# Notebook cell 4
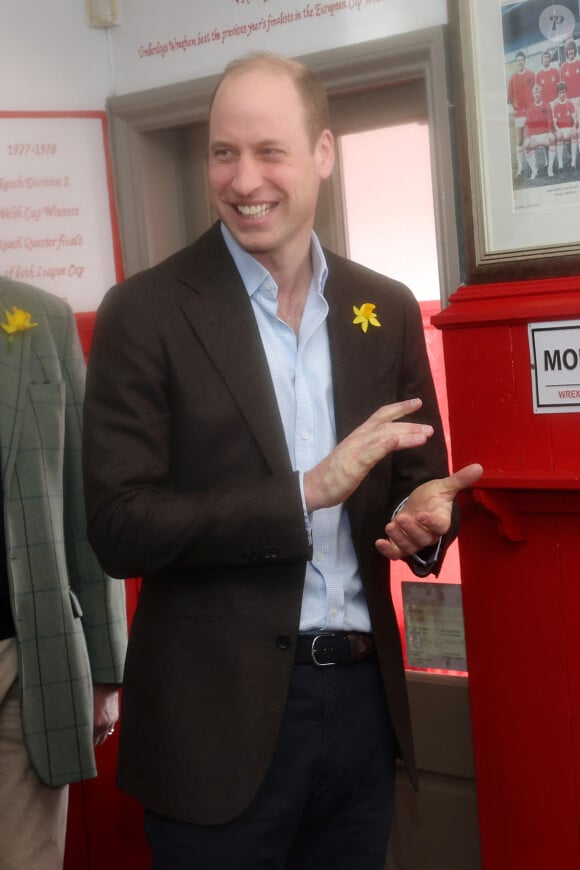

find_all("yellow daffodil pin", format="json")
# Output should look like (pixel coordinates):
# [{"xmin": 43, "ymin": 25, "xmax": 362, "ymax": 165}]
[
  {"xmin": 1, "ymin": 307, "xmax": 38, "ymax": 344},
  {"xmin": 353, "ymin": 302, "xmax": 381, "ymax": 333}
]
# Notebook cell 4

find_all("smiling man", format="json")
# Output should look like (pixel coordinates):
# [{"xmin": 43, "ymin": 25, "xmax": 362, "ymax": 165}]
[{"xmin": 83, "ymin": 53, "xmax": 482, "ymax": 870}]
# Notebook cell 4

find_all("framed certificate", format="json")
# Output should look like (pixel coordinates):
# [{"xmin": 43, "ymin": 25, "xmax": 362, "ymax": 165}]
[{"xmin": 0, "ymin": 111, "xmax": 122, "ymax": 310}]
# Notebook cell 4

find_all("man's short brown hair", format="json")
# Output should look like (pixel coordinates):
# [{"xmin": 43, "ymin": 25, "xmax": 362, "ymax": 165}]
[{"xmin": 210, "ymin": 53, "xmax": 330, "ymax": 148}]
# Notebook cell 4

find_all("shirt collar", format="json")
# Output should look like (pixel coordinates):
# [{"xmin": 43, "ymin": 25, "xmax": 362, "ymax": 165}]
[{"xmin": 220, "ymin": 223, "xmax": 328, "ymax": 300}]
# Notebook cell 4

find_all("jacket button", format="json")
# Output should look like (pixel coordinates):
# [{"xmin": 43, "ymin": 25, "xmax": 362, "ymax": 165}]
[
  {"xmin": 276, "ymin": 635, "xmax": 291, "ymax": 650},
  {"xmin": 262, "ymin": 547, "xmax": 281, "ymax": 560}
]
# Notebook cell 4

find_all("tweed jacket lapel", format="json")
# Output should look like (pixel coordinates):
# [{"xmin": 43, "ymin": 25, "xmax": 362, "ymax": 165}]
[
  {"xmin": 178, "ymin": 227, "xmax": 293, "ymax": 476},
  {"xmin": 0, "ymin": 291, "xmax": 31, "ymax": 485}
]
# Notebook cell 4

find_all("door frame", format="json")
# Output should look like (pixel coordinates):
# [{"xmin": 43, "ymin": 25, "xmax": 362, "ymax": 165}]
[{"xmin": 107, "ymin": 26, "xmax": 460, "ymax": 303}]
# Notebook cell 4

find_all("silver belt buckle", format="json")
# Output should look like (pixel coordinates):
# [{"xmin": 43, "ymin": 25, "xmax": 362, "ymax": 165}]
[{"xmin": 311, "ymin": 633, "xmax": 337, "ymax": 667}]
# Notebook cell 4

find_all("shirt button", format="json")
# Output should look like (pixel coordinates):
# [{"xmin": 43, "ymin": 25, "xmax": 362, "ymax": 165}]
[
  {"xmin": 300, "ymin": 430, "xmax": 310, "ymax": 440},
  {"xmin": 330, "ymin": 608, "xmax": 337, "ymax": 618}
]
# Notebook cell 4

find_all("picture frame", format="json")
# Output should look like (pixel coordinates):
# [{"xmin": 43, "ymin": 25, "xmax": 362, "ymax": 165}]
[{"xmin": 448, "ymin": 0, "xmax": 580, "ymax": 283}]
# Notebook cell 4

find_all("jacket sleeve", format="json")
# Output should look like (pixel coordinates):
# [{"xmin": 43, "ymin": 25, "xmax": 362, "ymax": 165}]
[
  {"xmin": 82, "ymin": 277, "xmax": 311, "ymax": 580},
  {"xmin": 387, "ymin": 285, "xmax": 459, "ymax": 576},
  {"xmin": 59, "ymin": 299, "xmax": 127, "ymax": 683}
]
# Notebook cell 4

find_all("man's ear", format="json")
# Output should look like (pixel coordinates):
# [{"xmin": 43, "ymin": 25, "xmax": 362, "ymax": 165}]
[{"xmin": 316, "ymin": 129, "xmax": 335, "ymax": 179}]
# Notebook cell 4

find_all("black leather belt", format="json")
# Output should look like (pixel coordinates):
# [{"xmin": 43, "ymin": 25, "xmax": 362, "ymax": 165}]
[{"xmin": 295, "ymin": 632, "xmax": 375, "ymax": 667}]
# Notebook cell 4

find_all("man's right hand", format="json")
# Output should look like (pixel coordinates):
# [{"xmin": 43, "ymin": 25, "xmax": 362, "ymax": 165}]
[{"xmin": 303, "ymin": 398, "xmax": 433, "ymax": 513}]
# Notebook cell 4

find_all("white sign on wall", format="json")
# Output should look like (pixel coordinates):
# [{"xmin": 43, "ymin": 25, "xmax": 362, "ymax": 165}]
[
  {"xmin": 110, "ymin": 0, "xmax": 447, "ymax": 95},
  {"xmin": 0, "ymin": 113, "xmax": 122, "ymax": 312},
  {"xmin": 528, "ymin": 319, "xmax": 580, "ymax": 414}
]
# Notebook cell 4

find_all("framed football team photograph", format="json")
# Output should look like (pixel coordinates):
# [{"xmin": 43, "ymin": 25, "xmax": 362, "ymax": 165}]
[{"xmin": 449, "ymin": 0, "xmax": 580, "ymax": 283}]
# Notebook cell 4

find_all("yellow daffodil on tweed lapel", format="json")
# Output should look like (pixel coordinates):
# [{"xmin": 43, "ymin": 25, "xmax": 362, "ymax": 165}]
[
  {"xmin": 1, "ymin": 306, "xmax": 38, "ymax": 344},
  {"xmin": 353, "ymin": 302, "xmax": 381, "ymax": 333}
]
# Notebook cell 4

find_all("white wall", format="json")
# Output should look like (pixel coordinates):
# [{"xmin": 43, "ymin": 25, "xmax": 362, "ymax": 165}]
[
  {"xmin": 109, "ymin": 0, "xmax": 447, "ymax": 95},
  {"xmin": 2, "ymin": 0, "xmax": 447, "ymax": 110},
  {"xmin": 2, "ymin": 0, "xmax": 112, "ymax": 111}
]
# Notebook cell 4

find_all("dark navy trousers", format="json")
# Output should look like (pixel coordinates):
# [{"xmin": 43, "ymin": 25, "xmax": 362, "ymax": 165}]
[{"xmin": 145, "ymin": 654, "xmax": 397, "ymax": 870}]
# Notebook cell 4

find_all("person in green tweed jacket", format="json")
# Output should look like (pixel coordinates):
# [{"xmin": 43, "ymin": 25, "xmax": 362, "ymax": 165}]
[{"xmin": 0, "ymin": 277, "xmax": 127, "ymax": 870}]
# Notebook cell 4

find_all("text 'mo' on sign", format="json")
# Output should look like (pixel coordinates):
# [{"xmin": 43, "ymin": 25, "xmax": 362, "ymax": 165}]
[{"xmin": 528, "ymin": 320, "xmax": 580, "ymax": 414}]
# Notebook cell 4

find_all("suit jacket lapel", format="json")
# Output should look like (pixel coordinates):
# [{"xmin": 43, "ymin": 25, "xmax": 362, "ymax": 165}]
[
  {"xmin": 325, "ymin": 266, "xmax": 388, "ymax": 442},
  {"xmin": 324, "ymin": 260, "xmax": 397, "ymax": 556},
  {"xmin": 178, "ymin": 231, "xmax": 292, "ymax": 475},
  {"xmin": 0, "ymin": 292, "xmax": 31, "ymax": 483},
  {"xmin": 175, "ymin": 229, "xmax": 394, "ymax": 481}
]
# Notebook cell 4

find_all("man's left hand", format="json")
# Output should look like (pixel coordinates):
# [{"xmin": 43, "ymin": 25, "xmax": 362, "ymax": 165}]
[
  {"xmin": 375, "ymin": 462, "xmax": 483, "ymax": 561},
  {"xmin": 93, "ymin": 684, "xmax": 120, "ymax": 746}
]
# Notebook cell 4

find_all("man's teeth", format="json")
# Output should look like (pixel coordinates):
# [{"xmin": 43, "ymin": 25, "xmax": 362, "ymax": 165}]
[{"xmin": 237, "ymin": 204, "xmax": 274, "ymax": 218}]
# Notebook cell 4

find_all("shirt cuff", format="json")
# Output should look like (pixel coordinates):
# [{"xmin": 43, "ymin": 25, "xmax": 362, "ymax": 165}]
[{"xmin": 299, "ymin": 472, "xmax": 313, "ymax": 544}]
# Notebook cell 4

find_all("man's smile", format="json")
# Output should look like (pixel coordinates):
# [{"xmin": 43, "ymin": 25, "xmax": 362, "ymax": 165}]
[{"xmin": 235, "ymin": 202, "xmax": 277, "ymax": 218}]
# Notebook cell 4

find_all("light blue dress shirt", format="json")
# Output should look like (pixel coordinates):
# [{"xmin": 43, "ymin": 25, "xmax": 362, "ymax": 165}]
[{"xmin": 221, "ymin": 224, "xmax": 372, "ymax": 633}]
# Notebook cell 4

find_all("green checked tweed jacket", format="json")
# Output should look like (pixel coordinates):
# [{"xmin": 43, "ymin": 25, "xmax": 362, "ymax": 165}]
[{"xmin": 0, "ymin": 277, "xmax": 127, "ymax": 786}]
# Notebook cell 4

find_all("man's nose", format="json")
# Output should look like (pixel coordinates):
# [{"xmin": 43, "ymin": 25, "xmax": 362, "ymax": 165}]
[{"xmin": 231, "ymin": 154, "xmax": 262, "ymax": 196}]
